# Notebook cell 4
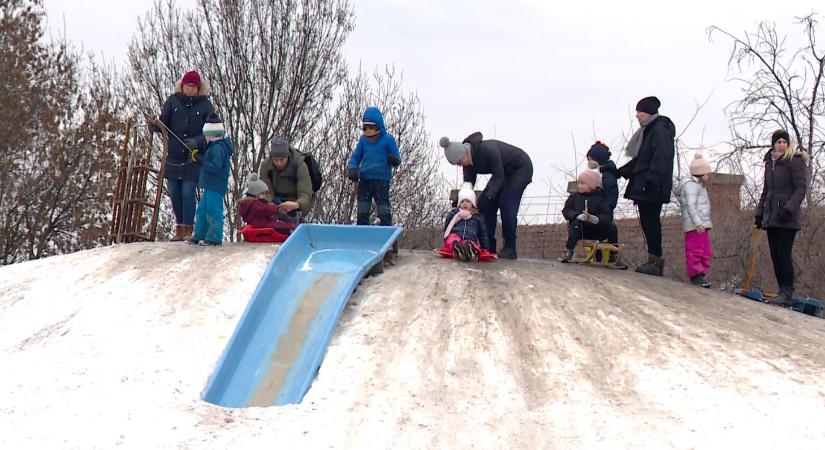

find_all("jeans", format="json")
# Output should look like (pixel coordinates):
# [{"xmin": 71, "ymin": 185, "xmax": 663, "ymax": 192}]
[
  {"xmin": 192, "ymin": 189, "xmax": 224, "ymax": 244},
  {"xmin": 357, "ymin": 180, "xmax": 392, "ymax": 226},
  {"xmin": 481, "ymin": 183, "xmax": 528, "ymax": 252},
  {"xmin": 167, "ymin": 178, "xmax": 197, "ymax": 225}
]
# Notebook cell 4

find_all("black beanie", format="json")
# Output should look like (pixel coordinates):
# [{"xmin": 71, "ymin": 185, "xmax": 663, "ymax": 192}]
[
  {"xmin": 771, "ymin": 129, "xmax": 790, "ymax": 147},
  {"xmin": 636, "ymin": 96, "xmax": 661, "ymax": 115},
  {"xmin": 586, "ymin": 141, "xmax": 611, "ymax": 164}
]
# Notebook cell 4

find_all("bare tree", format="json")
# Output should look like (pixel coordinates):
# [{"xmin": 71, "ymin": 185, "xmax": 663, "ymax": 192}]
[
  {"xmin": 0, "ymin": 0, "xmax": 123, "ymax": 264},
  {"xmin": 708, "ymin": 14, "xmax": 825, "ymax": 208},
  {"xmin": 307, "ymin": 65, "xmax": 447, "ymax": 231}
]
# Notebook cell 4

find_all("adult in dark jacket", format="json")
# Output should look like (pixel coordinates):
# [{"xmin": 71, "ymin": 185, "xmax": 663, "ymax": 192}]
[
  {"xmin": 617, "ymin": 96, "xmax": 675, "ymax": 276},
  {"xmin": 258, "ymin": 136, "xmax": 314, "ymax": 219},
  {"xmin": 150, "ymin": 70, "xmax": 215, "ymax": 241},
  {"xmin": 755, "ymin": 129, "xmax": 808, "ymax": 306},
  {"xmin": 559, "ymin": 169, "xmax": 623, "ymax": 268},
  {"xmin": 440, "ymin": 132, "xmax": 533, "ymax": 259}
]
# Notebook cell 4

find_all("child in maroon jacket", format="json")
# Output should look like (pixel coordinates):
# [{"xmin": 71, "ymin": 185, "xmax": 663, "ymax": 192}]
[{"xmin": 238, "ymin": 173, "xmax": 298, "ymax": 234}]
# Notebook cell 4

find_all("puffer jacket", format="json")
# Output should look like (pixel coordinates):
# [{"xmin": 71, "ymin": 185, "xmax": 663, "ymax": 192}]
[
  {"xmin": 598, "ymin": 160, "xmax": 620, "ymax": 210},
  {"xmin": 443, "ymin": 208, "xmax": 491, "ymax": 251},
  {"xmin": 562, "ymin": 188, "xmax": 613, "ymax": 225},
  {"xmin": 462, "ymin": 132, "xmax": 533, "ymax": 206},
  {"xmin": 198, "ymin": 138, "xmax": 233, "ymax": 194},
  {"xmin": 675, "ymin": 175, "xmax": 712, "ymax": 232},
  {"xmin": 347, "ymin": 107, "xmax": 401, "ymax": 181},
  {"xmin": 618, "ymin": 115, "xmax": 676, "ymax": 204},
  {"xmin": 756, "ymin": 151, "xmax": 807, "ymax": 230},
  {"xmin": 238, "ymin": 197, "xmax": 298, "ymax": 234},
  {"xmin": 258, "ymin": 147, "xmax": 314, "ymax": 212},
  {"xmin": 156, "ymin": 77, "xmax": 215, "ymax": 181}
]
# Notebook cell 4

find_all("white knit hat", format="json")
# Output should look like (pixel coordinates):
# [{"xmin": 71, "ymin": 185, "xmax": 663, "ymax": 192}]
[{"xmin": 457, "ymin": 182, "xmax": 476, "ymax": 207}]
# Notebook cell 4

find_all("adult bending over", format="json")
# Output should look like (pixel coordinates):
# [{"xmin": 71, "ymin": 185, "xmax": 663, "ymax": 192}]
[{"xmin": 440, "ymin": 132, "xmax": 533, "ymax": 259}]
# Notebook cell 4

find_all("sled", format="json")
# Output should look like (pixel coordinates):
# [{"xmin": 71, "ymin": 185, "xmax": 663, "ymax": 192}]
[
  {"xmin": 433, "ymin": 245, "xmax": 498, "ymax": 262},
  {"xmin": 238, "ymin": 224, "xmax": 290, "ymax": 243},
  {"xmin": 734, "ymin": 287, "xmax": 823, "ymax": 318},
  {"xmin": 567, "ymin": 239, "xmax": 626, "ymax": 269}
]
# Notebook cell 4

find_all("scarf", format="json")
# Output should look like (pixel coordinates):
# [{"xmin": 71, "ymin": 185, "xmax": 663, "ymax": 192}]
[
  {"xmin": 444, "ymin": 209, "xmax": 473, "ymax": 239},
  {"xmin": 624, "ymin": 114, "xmax": 659, "ymax": 158}
]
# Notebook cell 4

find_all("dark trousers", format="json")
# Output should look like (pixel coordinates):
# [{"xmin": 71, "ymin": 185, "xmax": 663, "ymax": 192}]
[
  {"xmin": 637, "ymin": 202, "xmax": 663, "ymax": 257},
  {"xmin": 357, "ymin": 180, "xmax": 392, "ymax": 226},
  {"xmin": 766, "ymin": 228, "xmax": 797, "ymax": 294},
  {"xmin": 167, "ymin": 178, "xmax": 197, "ymax": 225},
  {"xmin": 566, "ymin": 220, "xmax": 619, "ymax": 250},
  {"xmin": 482, "ymin": 183, "xmax": 528, "ymax": 252}
]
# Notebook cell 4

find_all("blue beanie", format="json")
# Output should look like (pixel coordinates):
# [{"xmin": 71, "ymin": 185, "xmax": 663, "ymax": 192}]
[{"xmin": 586, "ymin": 141, "xmax": 611, "ymax": 165}]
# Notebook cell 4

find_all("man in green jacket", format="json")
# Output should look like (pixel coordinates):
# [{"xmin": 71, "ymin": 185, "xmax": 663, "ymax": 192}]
[{"xmin": 258, "ymin": 136, "xmax": 314, "ymax": 219}]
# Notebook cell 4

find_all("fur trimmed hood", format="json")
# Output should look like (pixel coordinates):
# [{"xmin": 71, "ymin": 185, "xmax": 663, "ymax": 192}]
[{"xmin": 175, "ymin": 76, "xmax": 211, "ymax": 97}]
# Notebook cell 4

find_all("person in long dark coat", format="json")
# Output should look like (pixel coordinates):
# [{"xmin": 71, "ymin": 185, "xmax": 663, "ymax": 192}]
[
  {"xmin": 440, "ymin": 132, "xmax": 533, "ymax": 259},
  {"xmin": 618, "ymin": 96, "xmax": 675, "ymax": 276},
  {"xmin": 150, "ymin": 70, "xmax": 215, "ymax": 241},
  {"xmin": 755, "ymin": 129, "xmax": 808, "ymax": 306}
]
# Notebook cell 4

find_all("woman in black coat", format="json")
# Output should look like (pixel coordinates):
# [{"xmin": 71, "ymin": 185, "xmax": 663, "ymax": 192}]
[
  {"xmin": 151, "ymin": 70, "xmax": 215, "ymax": 241},
  {"xmin": 618, "ymin": 96, "xmax": 675, "ymax": 276},
  {"xmin": 755, "ymin": 129, "xmax": 808, "ymax": 305},
  {"xmin": 440, "ymin": 132, "xmax": 533, "ymax": 259}
]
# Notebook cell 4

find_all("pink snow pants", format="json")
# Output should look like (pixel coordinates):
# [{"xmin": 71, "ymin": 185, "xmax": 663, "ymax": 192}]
[{"xmin": 684, "ymin": 229, "xmax": 713, "ymax": 278}]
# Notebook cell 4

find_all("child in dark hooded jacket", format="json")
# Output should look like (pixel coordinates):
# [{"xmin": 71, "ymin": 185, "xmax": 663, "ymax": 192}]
[
  {"xmin": 586, "ymin": 141, "xmax": 620, "ymax": 211},
  {"xmin": 443, "ymin": 183, "xmax": 490, "ymax": 262},
  {"xmin": 560, "ymin": 167, "xmax": 624, "ymax": 267},
  {"xmin": 237, "ymin": 173, "xmax": 298, "ymax": 235}
]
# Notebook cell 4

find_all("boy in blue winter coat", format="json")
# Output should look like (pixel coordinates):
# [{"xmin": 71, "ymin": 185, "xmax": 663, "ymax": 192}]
[
  {"xmin": 189, "ymin": 113, "xmax": 234, "ymax": 246},
  {"xmin": 347, "ymin": 107, "xmax": 401, "ymax": 226}
]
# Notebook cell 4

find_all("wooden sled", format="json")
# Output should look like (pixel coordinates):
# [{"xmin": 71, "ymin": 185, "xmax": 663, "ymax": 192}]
[{"xmin": 570, "ymin": 239, "xmax": 626, "ymax": 269}]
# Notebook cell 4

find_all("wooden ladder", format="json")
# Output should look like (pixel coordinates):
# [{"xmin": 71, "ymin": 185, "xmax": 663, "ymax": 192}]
[{"xmin": 108, "ymin": 119, "xmax": 169, "ymax": 244}]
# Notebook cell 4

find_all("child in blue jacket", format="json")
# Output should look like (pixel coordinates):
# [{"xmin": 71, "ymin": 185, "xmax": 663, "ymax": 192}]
[
  {"xmin": 189, "ymin": 113, "xmax": 233, "ymax": 245},
  {"xmin": 347, "ymin": 107, "xmax": 401, "ymax": 226}
]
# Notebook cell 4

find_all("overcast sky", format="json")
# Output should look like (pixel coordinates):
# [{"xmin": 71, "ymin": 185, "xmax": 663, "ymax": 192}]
[{"xmin": 44, "ymin": 0, "xmax": 821, "ymax": 219}]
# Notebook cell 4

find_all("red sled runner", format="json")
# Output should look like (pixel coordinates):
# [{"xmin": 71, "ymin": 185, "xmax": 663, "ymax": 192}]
[
  {"xmin": 433, "ymin": 245, "xmax": 498, "ymax": 262},
  {"xmin": 238, "ymin": 224, "xmax": 290, "ymax": 243}
]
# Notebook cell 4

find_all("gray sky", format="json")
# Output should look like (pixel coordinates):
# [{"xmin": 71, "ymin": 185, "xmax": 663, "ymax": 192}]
[{"xmin": 45, "ymin": 0, "xmax": 821, "ymax": 220}]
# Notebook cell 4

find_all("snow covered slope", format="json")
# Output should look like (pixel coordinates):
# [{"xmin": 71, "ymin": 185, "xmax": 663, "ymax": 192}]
[{"xmin": 1, "ymin": 243, "xmax": 824, "ymax": 449}]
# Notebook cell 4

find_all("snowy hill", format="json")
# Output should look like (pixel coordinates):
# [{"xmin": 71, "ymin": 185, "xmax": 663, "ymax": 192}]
[{"xmin": 1, "ymin": 243, "xmax": 824, "ymax": 449}]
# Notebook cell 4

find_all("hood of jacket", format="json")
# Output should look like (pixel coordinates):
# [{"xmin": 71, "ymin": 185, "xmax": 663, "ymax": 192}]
[
  {"xmin": 362, "ymin": 107, "xmax": 386, "ymax": 133},
  {"xmin": 763, "ymin": 149, "xmax": 807, "ymax": 165},
  {"xmin": 674, "ymin": 174, "xmax": 697, "ymax": 196},
  {"xmin": 175, "ymin": 76, "xmax": 212, "ymax": 97},
  {"xmin": 463, "ymin": 131, "xmax": 484, "ymax": 151},
  {"xmin": 648, "ymin": 115, "xmax": 676, "ymax": 137},
  {"xmin": 599, "ymin": 160, "xmax": 619, "ymax": 176}
]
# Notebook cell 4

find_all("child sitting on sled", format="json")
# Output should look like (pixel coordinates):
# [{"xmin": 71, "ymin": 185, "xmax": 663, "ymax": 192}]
[
  {"xmin": 238, "ymin": 173, "xmax": 299, "ymax": 235},
  {"xmin": 560, "ymin": 165, "xmax": 625, "ymax": 268},
  {"xmin": 443, "ymin": 183, "xmax": 490, "ymax": 262}
]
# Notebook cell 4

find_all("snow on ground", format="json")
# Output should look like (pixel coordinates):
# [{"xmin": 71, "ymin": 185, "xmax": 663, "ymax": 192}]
[{"xmin": 1, "ymin": 242, "xmax": 825, "ymax": 449}]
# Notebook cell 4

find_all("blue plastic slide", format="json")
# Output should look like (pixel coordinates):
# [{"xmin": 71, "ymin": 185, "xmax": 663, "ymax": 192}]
[{"xmin": 202, "ymin": 224, "xmax": 402, "ymax": 407}]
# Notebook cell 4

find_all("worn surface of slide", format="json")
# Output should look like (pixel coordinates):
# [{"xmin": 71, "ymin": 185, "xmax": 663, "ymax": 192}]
[{"xmin": 202, "ymin": 224, "xmax": 402, "ymax": 407}]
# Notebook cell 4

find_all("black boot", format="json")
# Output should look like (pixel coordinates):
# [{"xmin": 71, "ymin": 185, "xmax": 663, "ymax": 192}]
[
  {"xmin": 451, "ymin": 240, "xmax": 467, "ymax": 262},
  {"xmin": 498, "ymin": 245, "xmax": 517, "ymax": 260},
  {"xmin": 464, "ymin": 241, "xmax": 479, "ymax": 262},
  {"xmin": 560, "ymin": 248, "xmax": 574, "ymax": 263},
  {"xmin": 689, "ymin": 275, "xmax": 704, "ymax": 286},
  {"xmin": 700, "ymin": 275, "xmax": 711, "ymax": 288},
  {"xmin": 635, "ymin": 254, "xmax": 664, "ymax": 277}
]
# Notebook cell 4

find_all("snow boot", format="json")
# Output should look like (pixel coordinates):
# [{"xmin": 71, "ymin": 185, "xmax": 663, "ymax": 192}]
[
  {"xmin": 689, "ymin": 275, "xmax": 704, "ymax": 286},
  {"xmin": 170, "ymin": 225, "xmax": 185, "ymax": 241},
  {"xmin": 607, "ymin": 251, "xmax": 628, "ymax": 269},
  {"xmin": 199, "ymin": 240, "xmax": 220, "ymax": 246},
  {"xmin": 700, "ymin": 275, "xmax": 711, "ymax": 288},
  {"xmin": 766, "ymin": 287, "xmax": 794, "ymax": 306},
  {"xmin": 181, "ymin": 224, "xmax": 194, "ymax": 241},
  {"xmin": 635, "ymin": 254, "xmax": 664, "ymax": 277},
  {"xmin": 498, "ymin": 245, "xmax": 518, "ymax": 260},
  {"xmin": 451, "ymin": 240, "xmax": 467, "ymax": 262},
  {"xmin": 560, "ymin": 248, "xmax": 574, "ymax": 263},
  {"xmin": 186, "ymin": 238, "xmax": 200, "ymax": 245},
  {"xmin": 464, "ymin": 241, "xmax": 479, "ymax": 262}
]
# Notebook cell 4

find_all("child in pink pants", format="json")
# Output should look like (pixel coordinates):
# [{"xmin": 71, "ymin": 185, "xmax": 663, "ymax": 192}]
[{"xmin": 676, "ymin": 152, "xmax": 714, "ymax": 287}]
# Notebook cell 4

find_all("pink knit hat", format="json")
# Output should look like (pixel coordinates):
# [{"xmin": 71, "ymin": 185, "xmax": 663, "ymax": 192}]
[
  {"xmin": 577, "ymin": 168, "xmax": 602, "ymax": 193},
  {"xmin": 690, "ymin": 151, "xmax": 712, "ymax": 176}
]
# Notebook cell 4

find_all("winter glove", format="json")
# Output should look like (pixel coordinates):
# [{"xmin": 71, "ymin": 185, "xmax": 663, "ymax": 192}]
[
  {"xmin": 347, "ymin": 168, "xmax": 359, "ymax": 182},
  {"xmin": 576, "ymin": 213, "xmax": 589, "ymax": 222},
  {"xmin": 778, "ymin": 207, "xmax": 792, "ymax": 222},
  {"xmin": 587, "ymin": 215, "xmax": 600, "ymax": 225},
  {"xmin": 754, "ymin": 215, "xmax": 763, "ymax": 229},
  {"xmin": 696, "ymin": 225, "xmax": 705, "ymax": 233},
  {"xmin": 183, "ymin": 138, "xmax": 199, "ymax": 150},
  {"xmin": 457, "ymin": 209, "xmax": 472, "ymax": 220},
  {"xmin": 189, "ymin": 148, "xmax": 203, "ymax": 164},
  {"xmin": 388, "ymin": 154, "xmax": 401, "ymax": 167}
]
